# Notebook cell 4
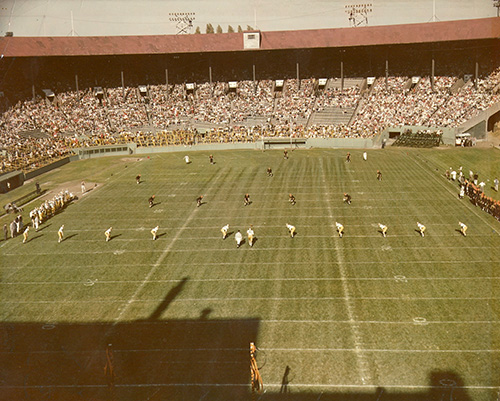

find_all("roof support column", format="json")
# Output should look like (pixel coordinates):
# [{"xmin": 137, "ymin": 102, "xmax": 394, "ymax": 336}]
[
  {"xmin": 431, "ymin": 57, "xmax": 435, "ymax": 92},
  {"xmin": 121, "ymin": 70, "xmax": 125, "ymax": 97}
]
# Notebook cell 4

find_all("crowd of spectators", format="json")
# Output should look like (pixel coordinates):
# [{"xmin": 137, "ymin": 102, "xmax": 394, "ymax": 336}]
[{"xmin": 1, "ymin": 68, "xmax": 500, "ymax": 173}]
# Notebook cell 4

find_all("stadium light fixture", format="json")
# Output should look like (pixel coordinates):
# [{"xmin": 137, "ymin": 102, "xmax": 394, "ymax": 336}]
[
  {"xmin": 345, "ymin": 4, "xmax": 372, "ymax": 27},
  {"xmin": 169, "ymin": 12, "xmax": 196, "ymax": 35}
]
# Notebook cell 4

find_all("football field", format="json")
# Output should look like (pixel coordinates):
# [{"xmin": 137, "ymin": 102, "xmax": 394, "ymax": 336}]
[{"xmin": 1, "ymin": 147, "xmax": 499, "ymax": 400}]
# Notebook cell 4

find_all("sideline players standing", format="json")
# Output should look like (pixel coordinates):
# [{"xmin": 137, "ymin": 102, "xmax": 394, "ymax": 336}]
[
  {"xmin": 417, "ymin": 222, "xmax": 426, "ymax": 237},
  {"xmin": 363, "ymin": 152, "xmax": 367, "ymax": 161},
  {"xmin": 235, "ymin": 230, "xmax": 243, "ymax": 248},
  {"xmin": 81, "ymin": 181, "xmax": 86, "ymax": 194},
  {"xmin": 284, "ymin": 150, "xmax": 288, "ymax": 159},
  {"xmin": 247, "ymin": 225, "xmax": 255, "ymax": 247},
  {"xmin": 209, "ymin": 154, "xmax": 214, "ymax": 164},
  {"xmin": 286, "ymin": 223, "xmax": 296, "ymax": 238},
  {"xmin": 105, "ymin": 227, "xmax": 113, "ymax": 242},
  {"xmin": 346, "ymin": 152, "xmax": 351, "ymax": 162},
  {"xmin": 221, "ymin": 224, "xmax": 229, "ymax": 239}
]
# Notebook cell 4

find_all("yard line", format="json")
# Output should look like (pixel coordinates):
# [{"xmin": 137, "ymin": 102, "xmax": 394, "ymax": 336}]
[
  {"xmin": 4, "ymin": 296, "xmax": 497, "ymax": 304},
  {"xmin": 2, "ymin": 383, "xmax": 496, "ymax": 390},
  {"xmin": 4, "ymin": 347, "xmax": 496, "ymax": 355},
  {"xmin": 3, "ymin": 275, "xmax": 498, "ymax": 285},
  {"xmin": 112, "ymin": 169, "xmax": 224, "ymax": 325},
  {"xmin": 320, "ymin": 157, "xmax": 372, "ymax": 385},
  {"xmin": 3, "ymin": 346, "xmax": 498, "ymax": 355},
  {"xmin": 2, "ymin": 260, "xmax": 498, "ymax": 270},
  {"xmin": 5, "ymin": 244, "xmax": 498, "ymax": 256},
  {"xmin": 260, "ymin": 319, "xmax": 499, "ymax": 324}
]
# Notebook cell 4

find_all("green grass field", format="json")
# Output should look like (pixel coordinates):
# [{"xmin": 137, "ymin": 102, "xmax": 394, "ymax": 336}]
[{"xmin": 1, "ymin": 147, "xmax": 499, "ymax": 401}]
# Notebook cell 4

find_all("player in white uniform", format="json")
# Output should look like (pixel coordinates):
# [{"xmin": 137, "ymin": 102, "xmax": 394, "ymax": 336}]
[
  {"xmin": 459, "ymin": 222, "xmax": 467, "ymax": 236},
  {"xmin": 235, "ymin": 230, "xmax": 243, "ymax": 248},
  {"xmin": 105, "ymin": 227, "xmax": 113, "ymax": 242},
  {"xmin": 336, "ymin": 222, "xmax": 344, "ymax": 238},
  {"xmin": 378, "ymin": 223, "xmax": 388, "ymax": 237},
  {"xmin": 286, "ymin": 223, "xmax": 296, "ymax": 238},
  {"xmin": 247, "ymin": 226, "xmax": 255, "ymax": 247},
  {"xmin": 151, "ymin": 226, "xmax": 159, "ymax": 240},
  {"xmin": 58, "ymin": 225, "xmax": 64, "ymax": 243},
  {"xmin": 184, "ymin": 155, "xmax": 190, "ymax": 164},
  {"xmin": 417, "ymin": 222, "xmax": 426, "ymax": 237},
  {"xmin": 221, "ymin": 224, "xmax": 229, "ymax": 239}
]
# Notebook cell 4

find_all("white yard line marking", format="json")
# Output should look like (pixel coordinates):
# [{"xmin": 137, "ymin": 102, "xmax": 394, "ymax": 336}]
[
  {"xmin": 320, "ymin": 158, "xmax": 371, "ymax": 385},
  {"xmin": 3, "ymin": 260, "xmax": 497, "ymax": 270},
  {"xmin": 1, "ymin": 383, "xmax": 495, "ymax": 390},
  {"xmin": 2, "ymin": 346, "xmax": 498, "ymax": 355},
  {"xmin": 3, "ymin": 296, "xmax": 497, "ymax": 304},
  {"xmin": 112, "ymin": 170, "xmax": 224, "ymax": 325},
  {"xmin": 5, "ymin": 244, "xmax": 497, "ymax": 256}
]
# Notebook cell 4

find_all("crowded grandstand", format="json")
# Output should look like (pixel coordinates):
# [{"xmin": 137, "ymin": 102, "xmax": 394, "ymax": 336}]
[{"xmin": 1, "ymin": 18, "xmax": 499, "ymax": 175}]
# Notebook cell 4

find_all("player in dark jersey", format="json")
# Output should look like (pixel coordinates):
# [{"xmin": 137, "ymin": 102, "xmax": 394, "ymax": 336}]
[
  {"xmin": 289, "ymin": 194, "xmax": 296, "ymax": 206},
  {"xmin": 196, "ymin": 195, "xmax": 204, "ymax": 207},
  {"xmin": 343, "ymin": 193, "xmax": 352, "ymax": 205},
  {"xmin": 244, "ymin": 193, "xmax": 251, "ymax": 206},
  {"xmin": 377, "ymin": 170, "xmax": 382, "ymax": 181},
  {"xmin": 149, "ymin": 195, "xmax": 155, "ymax": 208},
  {"xmin": 267, "ymin": 167, "xmax": 273, "ymax": 177}
]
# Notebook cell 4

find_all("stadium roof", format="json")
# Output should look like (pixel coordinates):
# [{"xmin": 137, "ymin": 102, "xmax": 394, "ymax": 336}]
[{"xmin": 1, "ymin": 17, "xmax": 499, "ymax": 58}]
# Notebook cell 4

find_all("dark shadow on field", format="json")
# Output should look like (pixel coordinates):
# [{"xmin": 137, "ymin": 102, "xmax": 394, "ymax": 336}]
[
  {"xmin": 0, "ymin": 280, "xmax": 478, "ymax": 401},
  {"xmin": 1, "ymin": 313, "xmax": 260, "ymax": 400},
  {"xmin": 109, "ymin": 234, "xmax": 122, "ymax": 241},
  {"xmin": 36, "ymin": 223, "xmax": 52, "ymax": 232},
  {"xmin": 64, "ymin": 234, "xmax": 78, "ymax": 241},
  {"xmin": 156, "ymin": 232, "xmax": 167, "ymax": 239},
  {"xmin": 147, "ymin": 277, "xmax": 188, "ymax": 321},
  {"xmin": 454, "ymin": 229, "xmax": 465, "ymax": 236},
  {"xmin": 226, "ymin": 230, "xmax": 235, "ymax": 238},
  {"xmin": 26, "ymin": 235, "xmax": 43, "ymax": 243},
  {"xmin": 280, "ymin": 365, "xmax": 291, "ymax": 394}
]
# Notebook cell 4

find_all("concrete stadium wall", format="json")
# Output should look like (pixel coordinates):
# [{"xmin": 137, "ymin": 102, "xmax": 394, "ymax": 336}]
[
  {"xmin": 458, "ymin": 102, "xmax": 500, "ymax": 137},
  {"xmin": 306, "ymin": 137, "xmax": 377, "ymax": 148},
  {"xmin": 24, "ymin": 157, "xmax": 71, "ymax": 180},
  {"xmin": 135, "ymin": 142, "xmax": 260, "ymax": 154}
]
